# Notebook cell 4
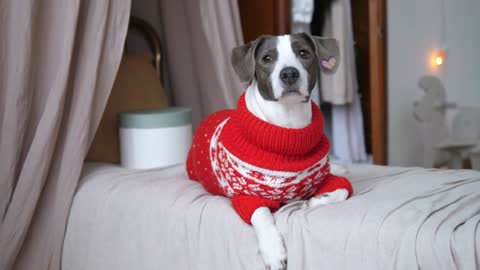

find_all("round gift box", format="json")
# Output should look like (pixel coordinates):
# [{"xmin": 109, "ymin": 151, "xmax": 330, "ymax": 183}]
[{"xmin": 119, "ymin": 107, "xmax": 192, "ymax": 169}]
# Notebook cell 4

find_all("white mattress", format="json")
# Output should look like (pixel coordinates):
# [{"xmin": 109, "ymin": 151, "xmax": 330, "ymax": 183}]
[{"xmin": 62, "ymin": 163, "xmax": 480, "ymax": 270}]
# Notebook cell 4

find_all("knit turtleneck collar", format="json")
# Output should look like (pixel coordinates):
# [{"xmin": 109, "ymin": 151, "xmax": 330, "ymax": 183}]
[{"xmin": 232, "ymin": 94, "xmax": 326, "ymax": 155}]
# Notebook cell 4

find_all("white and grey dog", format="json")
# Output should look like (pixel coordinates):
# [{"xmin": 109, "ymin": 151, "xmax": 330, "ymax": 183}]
[{"xmin": 230, "ymin": 33, "xmax": 348, "ymax": 269}]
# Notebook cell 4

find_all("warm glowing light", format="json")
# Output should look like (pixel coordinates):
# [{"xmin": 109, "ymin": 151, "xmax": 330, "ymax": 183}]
[
  {"xmin": 429, "ymin": 49, "xmax": 447, "ymax": 70},
  {"xmin": 435, "ymin": 56, "xmax": 443, "ymax": 65}
]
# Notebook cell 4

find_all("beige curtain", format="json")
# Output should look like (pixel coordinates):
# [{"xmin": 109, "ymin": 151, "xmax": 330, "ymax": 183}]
[
  {"xmin": 0, "ymin": 1, "xmax": 130, "ymax": 269},
  {"xmin": 157, "ymin": 0, "xmax": 244, "ymax": 127}
]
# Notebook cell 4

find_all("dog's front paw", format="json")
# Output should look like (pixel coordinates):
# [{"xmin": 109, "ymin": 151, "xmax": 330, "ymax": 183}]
[
  {"xmin": 306, "ymin": 188, "xmax": 349, "ymax": 208},
  {"xmin": 257, "ymin": 225, "xmax": 287, "ymax": 270}
]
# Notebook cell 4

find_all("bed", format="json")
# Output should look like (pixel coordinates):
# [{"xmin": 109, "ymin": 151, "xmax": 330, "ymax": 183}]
[{"xmin": 62, "ymin": 162, "xmax": 480, "ymax": 270}]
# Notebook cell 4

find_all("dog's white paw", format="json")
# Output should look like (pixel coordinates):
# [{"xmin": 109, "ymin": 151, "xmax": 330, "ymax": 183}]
[
  {"xmin": 257, "ymin": 224, "xmax": 287, "ymax": 270},
  {"xmin": 251, "ymin": 207, "xmax": 287, "ymax": 270},
  {"xmin": 306, "ymin": 189, "xmax": 349, "ymax": 208},
  {"xmin": 330, "ymin": 163, "xmax": 348, "ymax": 176}
]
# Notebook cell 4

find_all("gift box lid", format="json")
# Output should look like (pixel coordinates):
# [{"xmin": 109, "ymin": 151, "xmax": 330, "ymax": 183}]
[{"xmin": 119, "ymin": 107, "xmax": 192, "ymax": 128}]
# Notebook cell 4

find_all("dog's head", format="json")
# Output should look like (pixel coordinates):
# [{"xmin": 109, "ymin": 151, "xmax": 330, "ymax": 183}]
[{"xmin": 232, "ymin": 33, "xmax": 339, "ymax": 103}]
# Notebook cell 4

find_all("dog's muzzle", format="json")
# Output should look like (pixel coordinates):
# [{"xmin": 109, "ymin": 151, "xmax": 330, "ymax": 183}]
[{"xmin": 280, "ymin": 66, "xmax": 299, "ymax": 86}]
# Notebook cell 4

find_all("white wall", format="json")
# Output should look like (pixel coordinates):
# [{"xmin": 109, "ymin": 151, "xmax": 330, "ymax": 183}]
[
  {"xmin": 443, "ymin": 1, "xmax": 480, "ymax": 107},
  {"xmin": 387, "ymin": 0, "xmax": 480, "ymax": 166}
]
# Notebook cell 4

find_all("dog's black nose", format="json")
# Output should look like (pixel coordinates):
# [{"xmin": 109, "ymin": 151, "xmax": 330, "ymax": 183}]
[{"xmin": 280, "ymin": 67, "xmax": 299, "ymax": 85}]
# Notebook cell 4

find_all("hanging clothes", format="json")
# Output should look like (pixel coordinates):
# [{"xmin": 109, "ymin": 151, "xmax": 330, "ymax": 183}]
[
  {"xmin": 291, "ymin": 0, "xmax": 314, "ymax": 33},
  {"xmin": 320, "ymin": 0, "xmax": 368, "ymax": 163},
  {"xmin": 331, "ymin": 91, "xmax": 368, "ymax": 163},
  {"xmin": 320, "ymin": 0, "xmax": 356, "ymax": 105}
]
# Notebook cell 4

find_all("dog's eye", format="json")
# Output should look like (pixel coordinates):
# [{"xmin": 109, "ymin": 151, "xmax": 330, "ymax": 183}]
[
  {"xmin": 262, "ymin": 55, "xmax": 273, "ymax": 63},
  {"xmin": 299, "ymin": 49, "xmax": 310, "ymax": 58}
]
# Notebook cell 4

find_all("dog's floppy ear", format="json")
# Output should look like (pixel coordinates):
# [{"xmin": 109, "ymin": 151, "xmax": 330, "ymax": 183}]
[
  {"xmin": 231, "ymin": 36, "xmax": 265, "ymax": 82},
  {"xmin": 303, "ymin": 33, "xmax": 340, "ymax": 74}
]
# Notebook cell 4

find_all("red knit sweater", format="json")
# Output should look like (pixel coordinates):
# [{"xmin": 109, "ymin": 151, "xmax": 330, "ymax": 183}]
[{"xmin": 187, "ymin": 94, "xmax": 353, "ymax": 224}]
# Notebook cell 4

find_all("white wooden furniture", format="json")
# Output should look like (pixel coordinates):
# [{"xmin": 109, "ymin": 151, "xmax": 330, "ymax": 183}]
[{"xmin": 414, "ymin": 75, "xmax": 480, "ymax": 169}]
